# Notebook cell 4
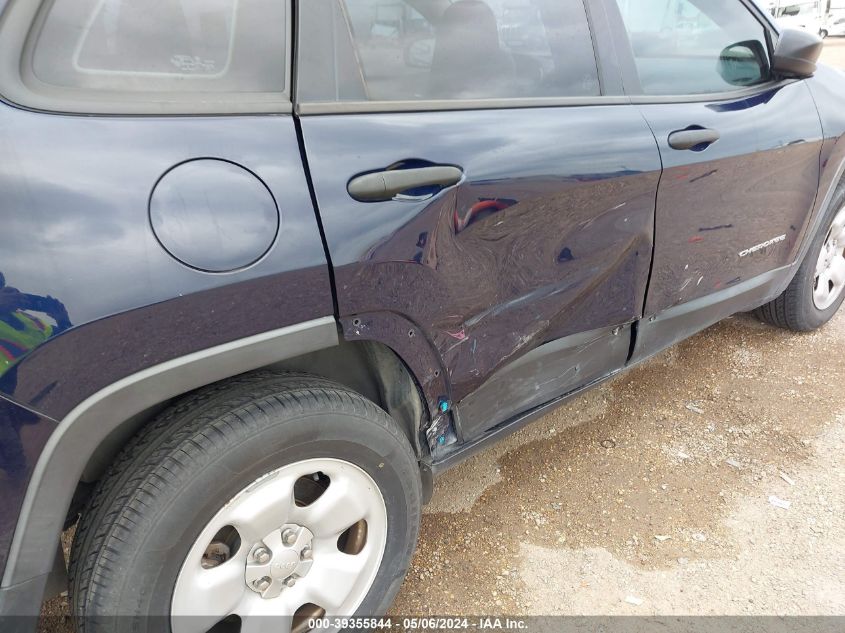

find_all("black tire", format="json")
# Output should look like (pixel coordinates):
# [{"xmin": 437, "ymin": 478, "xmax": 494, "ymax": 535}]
[
  {"xmin": 68, "ymin": 371, "xmax": 421, "ymax": 632},
  {"xmin": 754, "ymin": 184, "xmax": 845, "ymax": 331}
]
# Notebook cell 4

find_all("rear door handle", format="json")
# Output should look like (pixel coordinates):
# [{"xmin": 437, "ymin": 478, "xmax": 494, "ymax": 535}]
[
  {"xmin": 348, "ymin": 165, "xmax": 463, "ymax": 202},
  {"xmin": 668, "ymin": 128, "xmax": 720, "ymax": 151}
]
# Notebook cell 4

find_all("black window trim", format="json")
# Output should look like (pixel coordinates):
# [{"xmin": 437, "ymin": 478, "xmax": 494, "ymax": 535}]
[
  {"xmin": 601, "ymin": 0, "xmax": 794, "ymax": 105},
  {"xmin": 294, "ymin": 0, "xmax": 622, "ymax": 116},
  {"xmin": 0, "ymin": 0, "xmax": 293, "ymax": 115}
]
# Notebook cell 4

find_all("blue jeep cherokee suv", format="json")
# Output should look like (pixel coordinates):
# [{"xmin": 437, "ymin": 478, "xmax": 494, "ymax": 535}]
[{"xmin": 0, "ymin": 0, "xmax": 844, "ymax": 631}]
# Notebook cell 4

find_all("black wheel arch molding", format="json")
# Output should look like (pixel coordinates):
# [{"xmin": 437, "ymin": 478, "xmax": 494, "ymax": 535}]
[
  {"xmin": 0, "ymin": 311, "xmax": 441, "ymax": 623},
  {"xmin": 1, "ymin": 317, "xmax": 340, "ymax": 607}
]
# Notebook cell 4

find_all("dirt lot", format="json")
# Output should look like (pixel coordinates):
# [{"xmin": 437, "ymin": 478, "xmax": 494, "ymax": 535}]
[
  {"xmin": 393, "ymin": 309, "xmax": 845, "ymax": 616},
  {"xmin": 39, "ymin": 40, "xmax": 845, "ymax": 627},
  {"xmin": 821, "ymin": 35, "xmax": 845, "ymax": 68}
]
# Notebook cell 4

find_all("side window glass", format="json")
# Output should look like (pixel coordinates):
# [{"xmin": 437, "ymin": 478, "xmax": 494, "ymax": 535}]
[
  {"xmin": 614, "ymin": 0, "xmax": 771, "ymax": 95},
  {"xmin": 29, "ymin": 0, "xmax": 286, "ymax": 96},
  {"xmin": 300, "ymin": 0, "xmax": 600, "ymax": 103}
]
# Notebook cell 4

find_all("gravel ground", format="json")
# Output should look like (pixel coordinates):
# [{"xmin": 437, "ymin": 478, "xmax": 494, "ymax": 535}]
[
  {"xmin": 392, "ymin": 310, "xmax": 845, "ymax": 616},
  {"xmin": 821, "ymin": 35, "xmax": 845, "ymax": 68},
  {"xmin": 38, "ymin": 39, "xmax": 845, "ymax": 629}
]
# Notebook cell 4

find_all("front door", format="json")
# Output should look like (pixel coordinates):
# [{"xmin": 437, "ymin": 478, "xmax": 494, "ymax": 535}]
[
  {"xmin": 296, "ymin": 0, "xmax": 663, "ymax": 442},
  {"xmin": 609, "ymin": 0, "xmax": 824, "ymax": 317}
]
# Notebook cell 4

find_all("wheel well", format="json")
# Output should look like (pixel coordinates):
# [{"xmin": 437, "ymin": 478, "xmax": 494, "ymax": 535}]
[{"xmin": 71, "ymin": 340, "xmax": 428, "ymax": 522}]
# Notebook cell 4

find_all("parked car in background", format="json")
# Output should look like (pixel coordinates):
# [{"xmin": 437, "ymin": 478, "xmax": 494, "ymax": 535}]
[
  {"xmin": 824, "ymin": 10, "xmax": 845, "ymax": 35},
  {"xmin": 772, "ymin": 1, "xmax": 828, "ymax": 35},
  {"xmin": 0, "ymin": 1, "xmax": 842, "ymax": 632},
  {"xmin": 766, "ymin": 1, "xmax": 845, "ymax": 37}
]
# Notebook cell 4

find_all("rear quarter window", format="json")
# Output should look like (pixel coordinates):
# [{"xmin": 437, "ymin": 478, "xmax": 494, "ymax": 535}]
[{"xmin": 0, "ymin": 0, "xmax": 290, "ymax": 113}]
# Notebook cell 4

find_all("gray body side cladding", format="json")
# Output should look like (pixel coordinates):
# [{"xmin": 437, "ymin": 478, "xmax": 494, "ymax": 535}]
[{"xmin": 0, "ymin": 317, "xmax": 338, "ymax": 609}]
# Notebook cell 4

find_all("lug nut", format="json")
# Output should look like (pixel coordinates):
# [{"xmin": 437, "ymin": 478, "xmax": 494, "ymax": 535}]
[
  {"xmin": 284, "ymin": 577, "xmax": 297, "ymax": 588},
  {"xmin": 301, "ymin": 547, "xmax": 312, "ymax": 560},
  {"xmin": 253, "ymin": 546, "xmax": 271, "ymax": 564},
  {"xmin": 282, "ymin": 528, "xmax": 297, "ymax": 546},
  {"xmin": 253, "ymin": 576, "xmax": 272, "ymax": 592}
]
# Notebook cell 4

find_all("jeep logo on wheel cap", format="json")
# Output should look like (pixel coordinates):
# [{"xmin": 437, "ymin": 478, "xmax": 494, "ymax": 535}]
[
  {"xmin": 273, "ymin": 559, "xmax": 298, "ymax": 575},
  {"xmin": 270, "ymin": 551, "xmax": 301, "ymax": 579}
]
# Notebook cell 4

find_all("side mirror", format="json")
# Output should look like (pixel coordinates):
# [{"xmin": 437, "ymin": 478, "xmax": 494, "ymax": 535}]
[
  {"xmin": 772, "ymin": 28, "xmax": 823, "ymax": 78},
  {"xmin": 718, "ymin": 40, "xmax": 770, "ymax": 87}
]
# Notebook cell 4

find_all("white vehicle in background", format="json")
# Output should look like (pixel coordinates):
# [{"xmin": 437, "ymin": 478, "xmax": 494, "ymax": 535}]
[
  {"xmin": 769, "ymin": 1, "xmax": 828, "ymax": 37},
  {"xmin": 826, "ymin": 10, "xmax": 845, "ymax": 35}
]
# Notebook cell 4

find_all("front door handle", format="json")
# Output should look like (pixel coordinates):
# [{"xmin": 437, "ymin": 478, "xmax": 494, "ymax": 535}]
[
  {"xmin": 348, "ymin": 165, "xmax": 463, "ymax": 202},
  {"xmin": 668, "ymin": 128, "xmax": 720, "ymax": 151}
]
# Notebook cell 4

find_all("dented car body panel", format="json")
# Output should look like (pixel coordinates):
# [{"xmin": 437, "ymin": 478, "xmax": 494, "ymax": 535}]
[{"xmin": 301, "ymin": 107, "xmax": 661, "ymax": 441}]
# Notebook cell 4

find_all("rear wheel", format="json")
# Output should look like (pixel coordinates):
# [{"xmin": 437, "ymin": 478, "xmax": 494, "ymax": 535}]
[
  {"xmin": 754, "ymin": 189, "xmax": 845, "ymax": 331},
  {"xmin": 68, "ymin": 372, "xmax": 421, "ymax": 633}
]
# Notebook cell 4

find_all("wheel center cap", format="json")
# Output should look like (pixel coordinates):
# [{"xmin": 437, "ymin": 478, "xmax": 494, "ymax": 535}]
[
  {"xmin": 244, "ymin": 523, "xmax": 315, "ymax": 599},
  {"xmin": 270, "ymin": 550, "xmax": 301, "ymax": 579}
]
